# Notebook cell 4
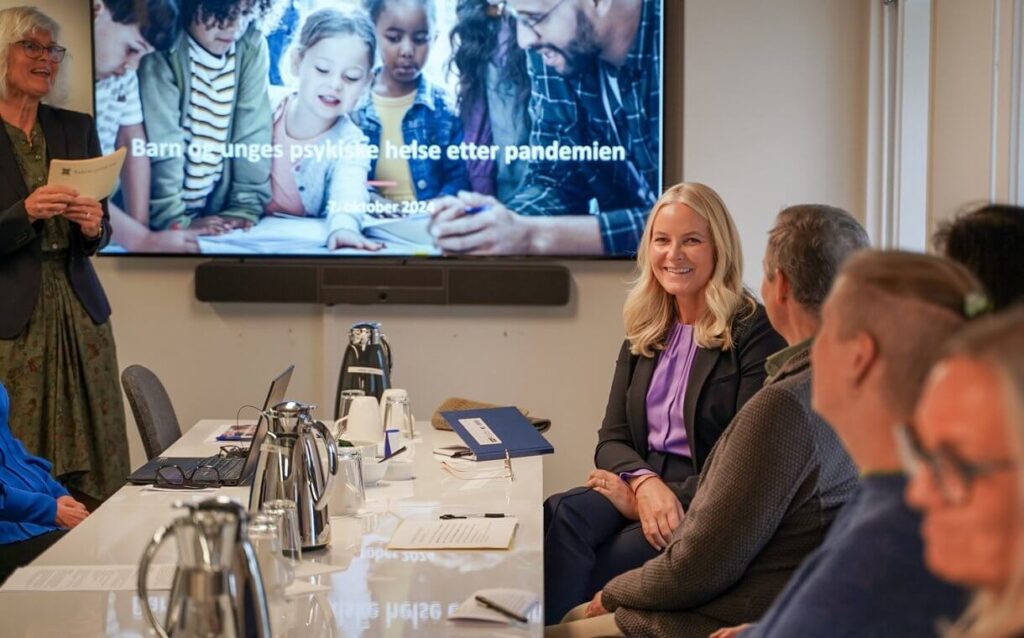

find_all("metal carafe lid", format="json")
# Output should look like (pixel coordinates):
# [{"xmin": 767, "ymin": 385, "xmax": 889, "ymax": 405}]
[
  {"xmin": 267, "ymin": 401, "xmax": 317, "ymax": 434},
  {"xmin": 171, "ymin": 497, "xmax": 244, "ymax": 572},
  {"xmin": 348, "ymin": 322, "xmax": 384, "ymax": 348}
]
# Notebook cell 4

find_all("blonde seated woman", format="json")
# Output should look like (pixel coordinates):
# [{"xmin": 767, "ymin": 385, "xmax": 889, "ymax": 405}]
[
  {"xmin": 543, "ymin": 183, "xmax": 785, "ymax": 624},
  {"xmin": 907, "ymin": 306, "xmax": 1024, "ymax": 638}
]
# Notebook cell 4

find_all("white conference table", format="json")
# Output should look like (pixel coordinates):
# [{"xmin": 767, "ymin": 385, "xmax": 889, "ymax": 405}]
[{"xmin": 0, "ymin": 420, "xmax": 543, "ymax": 637}]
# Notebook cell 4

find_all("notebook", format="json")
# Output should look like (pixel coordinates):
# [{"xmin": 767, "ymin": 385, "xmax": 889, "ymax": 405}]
[
  {"xmin": 126, "ymin": 365, "xmax": 293, "ymax": 486},
  {"xmin": 440, "ymin": 406, "xmax": 554, "ymax": 461}
]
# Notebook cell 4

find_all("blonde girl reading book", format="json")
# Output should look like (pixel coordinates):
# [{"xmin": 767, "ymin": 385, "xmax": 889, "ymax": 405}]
[{"xmin": 268, "ymin": 8, "xmax": 382, "ymax": 250}]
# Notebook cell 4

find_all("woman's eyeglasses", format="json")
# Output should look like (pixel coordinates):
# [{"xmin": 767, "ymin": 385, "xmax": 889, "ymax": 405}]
[
  {"xmin": 15, "ymin": 40, "xmax": 66, "ymax": 63},
  {"xmin": 895, "ymin": 423, "xmax": 1015, "ymax": 505},
  {"xmin": 155, "ymin": 464, "xmax": 222, "ymax": 489}
]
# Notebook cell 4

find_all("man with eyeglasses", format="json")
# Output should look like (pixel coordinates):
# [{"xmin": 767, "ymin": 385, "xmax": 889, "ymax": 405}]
[
  {"xmin": 710, "ymin": 251, "xmax": 973, "ymax": 638},
  {"xmin": 430, "ymin": 0, "xmax": 658, "ymax": 256}
]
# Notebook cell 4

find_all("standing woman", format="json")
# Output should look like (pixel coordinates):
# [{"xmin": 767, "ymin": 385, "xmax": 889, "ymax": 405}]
[
  {"xmin": 543, "ymin": 182, "xmax": 786, "ymax": 624},
  {"xmin": 0, "ymin": 7, "xmax": 128, "ymax": 501}
]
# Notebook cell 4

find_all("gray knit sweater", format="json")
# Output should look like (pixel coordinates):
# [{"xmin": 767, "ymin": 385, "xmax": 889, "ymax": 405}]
[{"xmin": 601, "ymin": 347, "xmax": 859, "ymax": 638}]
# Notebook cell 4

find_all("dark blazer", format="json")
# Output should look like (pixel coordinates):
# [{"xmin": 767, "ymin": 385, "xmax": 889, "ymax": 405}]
[
  {"xmin": 0, "ymin": 104, "xmax": 111, "ymax": 339},
  {"xmin": 594, "ymin": 303, "xmax": 785, "ymax": 505}
]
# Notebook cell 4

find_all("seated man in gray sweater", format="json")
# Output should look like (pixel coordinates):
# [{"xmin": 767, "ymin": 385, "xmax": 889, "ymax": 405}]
[
  {"xmin": 547, "ymin": 205, "xmax": 868, "ymax": 638},
  {"xmin": 711, "ymin": 251, "xmax": 973, "ymax": 638}
]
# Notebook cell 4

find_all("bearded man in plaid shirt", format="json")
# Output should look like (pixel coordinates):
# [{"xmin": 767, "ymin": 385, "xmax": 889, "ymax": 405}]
[{"xmin": 431, "ymin": 0, "xmax": 661, "ymax": 256}]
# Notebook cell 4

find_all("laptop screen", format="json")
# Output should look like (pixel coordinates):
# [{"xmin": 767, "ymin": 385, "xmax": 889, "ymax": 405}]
[{"xmin": 241, "ymin": 365, "xmax": 294, "ymax": 477}]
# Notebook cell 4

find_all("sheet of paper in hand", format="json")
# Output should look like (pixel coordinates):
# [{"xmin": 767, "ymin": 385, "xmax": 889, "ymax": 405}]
[{"xmin": 47, "ymin": 147, "xmax": 127, "ymax": 201}]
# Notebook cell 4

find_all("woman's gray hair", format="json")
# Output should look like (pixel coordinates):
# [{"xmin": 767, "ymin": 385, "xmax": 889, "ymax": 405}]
[{"xmin": 0, "ymin": 6, "xmax": 66, "ymax": 103}]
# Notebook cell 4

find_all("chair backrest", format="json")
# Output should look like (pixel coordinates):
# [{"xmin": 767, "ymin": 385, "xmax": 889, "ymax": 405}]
[{"xmin": 121, "ymin": 365, "xmax": 182, "ymax": 460}]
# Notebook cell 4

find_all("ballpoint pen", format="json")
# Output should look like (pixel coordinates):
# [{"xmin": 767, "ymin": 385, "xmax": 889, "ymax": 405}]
[
  {"xmin": 439, "ymin": 513, "xmax": 510, "ymax": 519},
  {"xmin": 474, "ymin": 595, "xmax": 528, "ymax": 623},
  {"xmin": 505, "ymin": 448, "xmax": 515, "ymax": 482},
  {"xmin": 380, "ymin": 446, "xmax": 407, "ymax": 462}
]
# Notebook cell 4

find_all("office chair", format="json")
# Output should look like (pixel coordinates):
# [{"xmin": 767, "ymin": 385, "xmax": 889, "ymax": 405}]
[{"xmin": 121, "ymin": 364, "xmax": 183, "ymax": 460}]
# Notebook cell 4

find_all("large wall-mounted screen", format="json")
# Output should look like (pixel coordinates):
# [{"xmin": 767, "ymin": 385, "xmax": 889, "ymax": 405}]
[{"xmin": 94, "ymin": 0, "xmax": 664, "ymax": 257}]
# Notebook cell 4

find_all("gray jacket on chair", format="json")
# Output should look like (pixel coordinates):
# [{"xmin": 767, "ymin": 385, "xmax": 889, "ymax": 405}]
[{"xmin": 601, "ymin": 348, "xmax": 859, "ymax": 638}]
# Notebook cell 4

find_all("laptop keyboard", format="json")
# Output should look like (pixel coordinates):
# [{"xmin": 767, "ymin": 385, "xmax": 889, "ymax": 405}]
[{"xmin": 200, "ymin": 456, "xmax": 244, "ymax": 480}]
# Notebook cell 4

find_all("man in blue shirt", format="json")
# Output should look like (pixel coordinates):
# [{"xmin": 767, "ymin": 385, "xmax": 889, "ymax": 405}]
[
  {"xmin": 0, "ymin": 382, "xmax": 89, "ymax": 584},
  {"xmin": 711, "ymin": 253, "xmax": 971, "ymax": 638},
  {"xmin": 431, "ymin": 0, "xmax": 659, "ymax": 256}
]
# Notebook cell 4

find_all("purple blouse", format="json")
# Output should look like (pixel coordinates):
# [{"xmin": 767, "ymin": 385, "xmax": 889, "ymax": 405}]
[{"xmin": 622, "ymin": 322, "xmax": 698, "ymax": 480}]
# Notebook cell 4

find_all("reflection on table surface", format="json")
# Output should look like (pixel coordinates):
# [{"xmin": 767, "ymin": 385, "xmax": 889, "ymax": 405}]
[{"xmin": 0, "ymin": 422, "xmax": 542, "ymax": 636}]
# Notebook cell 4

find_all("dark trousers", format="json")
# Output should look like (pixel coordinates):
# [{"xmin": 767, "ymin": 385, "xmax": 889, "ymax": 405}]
[
  {"xmin": 543, "ymin": 454, "xmax": 696, "ymax": 625},
  {"xmin": 0, "ymin": 530, "xmax": 67, "ymax": 585}
]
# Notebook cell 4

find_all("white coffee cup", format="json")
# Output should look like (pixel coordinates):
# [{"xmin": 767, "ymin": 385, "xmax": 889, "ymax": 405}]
[{"xmin": 339, "ymin": 396, "xmax": 381, "ymax": 443}]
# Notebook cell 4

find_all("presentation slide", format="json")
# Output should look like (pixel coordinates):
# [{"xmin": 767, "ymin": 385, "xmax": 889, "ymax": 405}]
[{"xmin": 91, "ymin": 0, "xmax": 663, "ymax": 257}]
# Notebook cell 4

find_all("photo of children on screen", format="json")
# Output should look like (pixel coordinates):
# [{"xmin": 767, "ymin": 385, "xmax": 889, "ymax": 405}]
[
  {"xmin": 266, "ymin": 7, "xmax": 382, "ymax": 251},
  {"xmin": 103, "ymin": 0, "xmax": 662, "ymax": 257},
  {"xmin": 138, "ymin": 0, "xmax": 275, "ymax": 234},
  {"xmin": 358, "ymin": 0, "xmax": 468, "ymax": 204}
]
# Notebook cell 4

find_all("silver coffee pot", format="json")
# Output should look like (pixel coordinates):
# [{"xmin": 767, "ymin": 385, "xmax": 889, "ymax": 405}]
[
  {"xmin": 137, "ymin": 497, "xmax": 272, "ymax": 638},
  {"xmin": 249, "ymin": 401, "xmax": 339, "ymax": 550}
]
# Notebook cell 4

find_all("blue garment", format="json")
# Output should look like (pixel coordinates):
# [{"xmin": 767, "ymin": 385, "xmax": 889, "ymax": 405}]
[
  {"xmin": 740, "ymin": 474, "xmax": 967, "ymax": 638},
  {"xmin": 357, "ymin": 77, "xmax": 470, "ymax": 201},
  {"xmin": 0, "ymin": 383, "xmax": 68, "ymax": 545},
  {"xmin": 265, "ymin": 1, "xmax": 299, "ymax": 87},
  {"xmin": 505, "ymin": 0, "xmax": 660, "ymax": 256}
]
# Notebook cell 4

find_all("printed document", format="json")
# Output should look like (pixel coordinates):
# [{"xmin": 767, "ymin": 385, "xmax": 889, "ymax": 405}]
[
  {"xmin": 0, "ymin": 564, "xmax": 175, "ymax": 592},
  {"xmin": 449, "ymin": 588, "xmax": 540, "ymax": 624},
  {"xmin": 387, "ymin": 517, "xmax": 518, "ymax": 550},
  {"xmin": 46, "ymin": 147, "xmax": 126, "ymax": 201}
]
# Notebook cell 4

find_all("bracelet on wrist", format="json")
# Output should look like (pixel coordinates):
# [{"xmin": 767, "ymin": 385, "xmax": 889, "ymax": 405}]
[{"xmin": 630, "ymin": 474, "xmax": 656, "ymax": 493}]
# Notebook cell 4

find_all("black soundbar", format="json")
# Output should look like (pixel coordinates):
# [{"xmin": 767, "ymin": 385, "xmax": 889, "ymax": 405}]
[{"xmin": 194, "ymin": 260, "xmax": 571, "ymax": 306}]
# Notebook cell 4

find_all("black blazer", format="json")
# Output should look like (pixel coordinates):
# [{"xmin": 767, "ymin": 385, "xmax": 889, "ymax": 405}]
[
  {"xmin": 0, "ymin": 105, "xmax": 111, "ymax": 339},
  {"xmin": 594, "ymin": 304, "xmax": 785, "ymax": 505}
]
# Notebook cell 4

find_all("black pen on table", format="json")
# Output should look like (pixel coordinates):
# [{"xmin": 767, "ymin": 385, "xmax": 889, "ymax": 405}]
[
  {"xmin": 439, "ymin": 513, "xmax": 509, "ymax": 519},
  {"xmin": 475, "ymin": 595, "xmax": 528, "ymax": 623}
]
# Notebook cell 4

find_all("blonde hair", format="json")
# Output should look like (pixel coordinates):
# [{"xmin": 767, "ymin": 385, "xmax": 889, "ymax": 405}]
[
  {"xmin": 278, "ymin": 8, "xmax": 377, "ymax": 88},
  {"xmin": 623, "ymin": 182, "xmax": 754, "ymax": 356},
  {"xmin": 942, "ymin": 306, "xmax": 1024, "ymax": 638},
  {"xmin": 0, "ymin": 7, "xmax": 66, "ymax": 104}
]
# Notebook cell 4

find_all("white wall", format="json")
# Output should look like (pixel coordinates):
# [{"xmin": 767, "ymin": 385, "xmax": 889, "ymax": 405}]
[
  {"xmin": 929, "ymin": 0, "xmax": 1019, "ymax": 233},
  {"xmin": 25, "ymin": 0, "xmax": 871, "ymax": 497},
  {"xmin": 683, "ymin": 0, "xmax": 868, "ymax": 287}
]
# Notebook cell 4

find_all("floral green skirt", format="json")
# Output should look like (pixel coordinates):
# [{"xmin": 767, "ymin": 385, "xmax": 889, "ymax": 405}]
[{"xmin": 0, "ymin": 257, "xmax": 129, "ymax": 500}]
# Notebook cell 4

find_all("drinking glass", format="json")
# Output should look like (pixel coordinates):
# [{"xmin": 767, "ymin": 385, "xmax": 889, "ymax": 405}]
[
  {"xmin": 261, "ymin": 499, "xmax": 302, "ymax": 574},
  {"xmin": 328, "ymin": 450, "xmax": 365, "ymax": 516},
  {"xmin": 382, "ymin": 396, "xmax": 414, "ymax": 440},
  {"xmin": 248, "ymin": 514, "xmax": 288, "ymax": 599}
]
